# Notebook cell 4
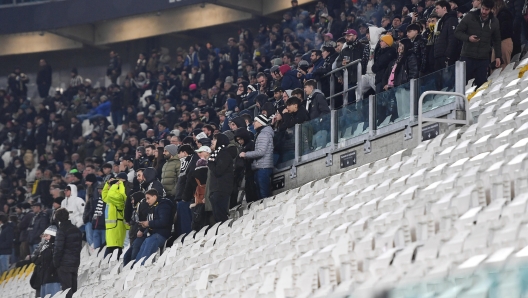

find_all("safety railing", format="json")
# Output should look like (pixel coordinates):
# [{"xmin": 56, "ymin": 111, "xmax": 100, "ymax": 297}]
[{"xmin": 417, "ymin": 91, "xmax": 469, "ymax": 138}]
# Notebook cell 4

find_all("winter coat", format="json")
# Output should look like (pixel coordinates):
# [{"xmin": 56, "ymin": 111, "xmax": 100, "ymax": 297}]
[
  {"xmin": 410, "ymin": 35, "xmax": 428, "ymax": 73},
  {"xmin": 62, "ymin": 184, "xmax": 85, "ymax": 228},
  {"xmin": 94, "ymin": 101, "xmax": 111, "ymax": 116},
  {"xmin": 102, "ymin": 181, "xmax": 127, "ymax": 248},
  {"xmin": 91, "ymin": 195, "xmax": 107, "ymax": 230},
  {"xmin": 174, "ymin": 154, "xmax": 199, "ymax": 202},
  {"xmin": 34, "ymin": 240, "xmax": 60, "ymax": 285},
  {"xmin": 336, "ymin": 40, "xmax": 365, "ymax": 83},
  {"xmin": 140, "ymin": 167, "xmax": 167, "ymax": 198},
  {"xmin": 53, "ymin": 220, "xmax": 82, "ymax": 269},
  {"xmin": 434, "ymin": 11, "xmax": 459, "ymax": 60},
  {"xmin": 28, "ymin": 211, "xmax": 49, "ymax": 245},
  {"xmin": 360, "ymin": 26, "xmax": 385, "ymax": 76},
  {"xmin": 82, "ymin": 182, "xmax": 99, "ymax": 224},
  {"xmin": 304, "ymin": 58, "xmax": 325, "ymax": 80},
  {"xmin": 207, "ymin": 134, "xmax": 235, "ymax": 195},
  {"xmin": 382, "ymin": 53, "xmax": 419, "ymax": 88},
  {"xmin": 306, "ymin": 89, "xmax": 330, "ymax": 120},
  {"xmin": 372, "ymin": 45, "xmax": 398, "ymax": 85},
  {"xmin": 36, "ymin": 65, "xmax": 52, "ymax": 87},
  {"xmin": 182, "ymin": 164, "xmax": 208, "ymax": 202},
  {"xmin": 496, "ymin": 8, "xmax": 513, "ymax": 41},
  {"xmin": 161, "ymin": 155, "xmax": 181, "ymax": 198},
  {"xmin": 245, "ymin": 126, "xmax": 274, "ymax": 170},
  {"xmin": 455, "ymin": 10, "xmax": 502, "ymax": 60},
  {"xmin": 0, "ymin": 222, "xmax": 14, "ymax": 255},
  {"xmin": 18, "ymin": 210, "xmax": 34, "ymax": 242},
  {"xmin": 281, "ymin": 70, "xmax": 303, "ymax": 90},
  {"xmin": 146, "ymin": 198, "xmax": 175, "ymax": 239}
]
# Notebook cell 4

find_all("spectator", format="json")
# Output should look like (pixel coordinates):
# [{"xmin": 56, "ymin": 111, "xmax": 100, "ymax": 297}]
[
  {"xmin": 123, "ymin": 191, "xmax": 148, "ymax": 266},
  {"xmin": 7, "ymin": 67, "xmax": 29, "ymax": 99},
  {"xmin": 102, "ymin": 175, "xmax": 128, "ymax": 258},
  {"xmin": 161, "ymin": 144, "xmax": 181, "ymax": 202},
  {"xmin": 36, "ymin": 59, "xmax": 52, "ymax": 99},
  {"xmin": 207, "ymin": 133, "xmax": 236, "ymax": 223},
  {"xmin": 183, "ymin": 153, "xmax": 210, "ymax": 231},
  {"xmin": 372, "ymin": 35, "xmax": 397, "ymax": 93},
  {"xmin": 0, "ymin": 213, "xmax": 13, "ymax": 275},
  {"xmin": 240, "ymin": 115, "xmax": 274, "ymax": 200},
  {"xmin": 53, "ymin": 208, "xmax": 82, "ymax": 298},
  {"xmin": 17, "ymin": 202, "xmax": 33, "ymax": 260},
  {"xmin": 280, "ymin": 64, "xmax": 302, "ymax": 90},
  {"xmin": 382, "ymin": 39, "xmax": 420, "ymax": 91},
  {"xmin": 406, "ymin": 24, "xmax": 428, "ymax": 75},
  {"xmin": 304, "ymin": 79, "xmax": 330, "ymax": 119},
  {"xmin": 28, "ymin": 202, "xmax": 49, "ymax": 254},
  {"xmin": 34, "ymin": 225, "xmax": 61, "ymax": 298},
  {"xmin": 83, "ymin": 174, "xmax": 100, "ymax": 248},
  {"xmin": 62, "ymin": 185, "xmax": 85, "ymax": 228},
  {"xmin": 337, "ymin": 29, "xmax": 365, "ymax": 99},
  {"xmin": 433, "ymin": 0, "xmax": 459, "ymax": 70},
  {"xmin": 455, "ymin": 0, "xmax": 501, "ymax": 88},
  {"xmin": 491, "ymin": 0, "xmax": 513, "ymax": 69},
  {"xmin": 136, "ymin": 189, "xmax": 175, "ymax": 265},
  {"xmin": 107, "ymin": 51, "xmax": 122, "ymax": 84},
  {"xmin": 313, "ymin": 46, "xmax": 339, "ymax": 98}
]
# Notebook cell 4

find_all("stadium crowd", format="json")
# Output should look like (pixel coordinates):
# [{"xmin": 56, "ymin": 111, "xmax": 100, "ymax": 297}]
[{"xmin": 0, "ymin": 0, "xmax": 525, "ymax": 296}]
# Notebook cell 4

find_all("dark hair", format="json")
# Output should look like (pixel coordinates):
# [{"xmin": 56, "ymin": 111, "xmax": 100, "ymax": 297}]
[
  {"xmin": 158, "ymin": 121, "xmax": 168, "ymax": 128},
  {"xmin": 291, "ymin": 88, "xmax": 304, "ymax": 98},
  {"xmin": 55, "ymin": 208, "xmax": 69, "ymax": 223},
  {"xmin": 286, "ymin": 97, "xmax": 302, "ymax": 106},
  {"xmin": 304, "ymin": 79, "xmax": 317, "ymax": 88},
  {"xmin": 435, "ymin": 0, "xmax": 451, "ymax": 11},
  {"xmin": 336, "ymin": 37, "xmax": 346, "ymax": 44},
  {"xmin": 0, "ymin": 213, "xmax": 7, "ymax": 223},
  {"xmin": 145, "ymin": 189, "xmax": 158, "ymax": 197},
  {"xmin": 178, "ymin": 144, "xmax": 194, "ymax": 155},
  {"xmin": 146, "ymin": 144, "xmax": 156, "ymax": 150},
  {"xmin": 481, "ymin": 0, "xmax": 494, "ymax": 9},
  {"xmin": 311, "ymin": 50, "xmax": 322, "ymax": 57},
  {"xmin": 203, "ymin": 124, "xmax": 214, "ymax": 132}
]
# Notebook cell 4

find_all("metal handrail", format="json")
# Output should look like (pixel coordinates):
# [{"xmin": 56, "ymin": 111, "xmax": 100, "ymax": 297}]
[
  {"xmin": 417, "ymin": 91, "xmax": 469, "ymax": 139},
  {"xmin": 323, "ymin": 59, "xmax": 362, "ymax": 78}
]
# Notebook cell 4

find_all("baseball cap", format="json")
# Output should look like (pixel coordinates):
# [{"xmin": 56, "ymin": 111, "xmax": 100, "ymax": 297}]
[{"xmin": 195, "ymin": 146, "xmax": 212, "ymax": 154}]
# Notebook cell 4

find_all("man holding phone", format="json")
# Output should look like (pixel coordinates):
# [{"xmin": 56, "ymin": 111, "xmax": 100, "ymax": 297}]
[{"xmin": 455, "ymin": 0, "xmax": 501, "ymax": 88}]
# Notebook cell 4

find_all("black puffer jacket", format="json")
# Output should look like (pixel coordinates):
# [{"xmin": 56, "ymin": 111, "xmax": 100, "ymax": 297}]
[
  {"xmin": 53, "ymin": 220, "xmax": 82, "ymax": 268},
  {"xmin": 141, "ymin": 167, "xmax": 166, "ymax": 198},
  {"xmin": 496, "ymin": 8, "xmax": 513, "ymax": 41},
  {"xmin": 28, "ymin": 211, "xmax": 49, "ymax": 245},
  {"xmin": 434, "ymin": 11, "xmax": 459, "ymax": 60},
  {"xmin": 336, "ymin": 40, "xmax": 365, "ymax": 83},
  {"xmin": 411, "ymin": 35, "xmax": 428, "ymax": 73},
  {"xmin": 382, "ymin": 53, "xmax": 419, "ymax": 87},
  {"xmin": 35, "ymin": 240, "xmax": 60, "ymax": 285},
  {"xmin": 372, "ymin": 45, "xmax": 397, "ymax": 85}
]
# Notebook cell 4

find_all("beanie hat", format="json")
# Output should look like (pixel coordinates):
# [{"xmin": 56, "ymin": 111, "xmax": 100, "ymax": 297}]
[
  {"xmin": 85, "ymin": 173, "xmax": 97, "ymax": 184},
  {"xmin": 189, "ymin": 84, "xmax": 197, "ymax": 91},
  {"xmin": 116, "ymin": 172, "xmax": 128, "ymax": 180},
  {"xmin": 44, "ymin": 225, "xmax": 58, "ymax": 237},
  {"xmin": 380, "ymin": 35, "xmax": 394, "ymax": 47},
  {"xmin": 165, "ymin": 144, "xmax": 179, "ymax": 157},
  {"xmin": 279, "ymin": 64, "xmax": 291, "ymax": 76},
  {"xmin": 223, "ymin": 130, "xmax": 235, "ymax": 141},
  {"xmin": 255, "ymin": 115, "xmax": 270, "ymax": 126},
  {"xmin": 73, "ymin": 172, "xmax": 83, "ymax": 181}
]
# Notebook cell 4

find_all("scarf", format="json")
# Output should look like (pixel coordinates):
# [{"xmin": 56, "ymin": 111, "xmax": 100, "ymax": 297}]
[{"xmin": 209, "ymin": 145, "xmax": 226, "ymax": 162}]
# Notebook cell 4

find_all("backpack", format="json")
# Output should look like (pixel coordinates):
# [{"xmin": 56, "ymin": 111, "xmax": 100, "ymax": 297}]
[{"xmin": 194, "ymin": 178, "xmax": 206, "ymax": 204}]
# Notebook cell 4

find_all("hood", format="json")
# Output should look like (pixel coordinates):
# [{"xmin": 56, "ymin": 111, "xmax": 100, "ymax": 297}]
[
  {"xmin": 256, "ymin": 94, "xmax": 269, "ymax": 107},
  {"xmin": 227, "ymin": 98, "xmax": 237, "ymax": 112},
  {"xmin": 143, "ymin": 167, "xmax": 158, "ymax": 184},
  {"xmin": 156, "ymin": 197, "xmax": 175, "ymax": 210},
  {"xmin": 369, "ymin": 26, "xmax": 385, "ymax": 48},
  {"xmin": 234, "ymin": 127, "xmax": 252, "ymax": 144},
  {"xmin": 215, "ymin": 133, "xmax": 230, "ymax": 148},
  {"xmin": 262, "ymin": 102, "xmax": 276, "ymax": 116},
  {"xmin": 67, "ymin": 184, "xmax": 78, "ymax": 198},
  {"xmin": 232, "ymin": 117, "xmax": 247, "ymax": 129},
  {"xmin": 309, "ymin": 89, "xmax": 324, "ymax": 98}
]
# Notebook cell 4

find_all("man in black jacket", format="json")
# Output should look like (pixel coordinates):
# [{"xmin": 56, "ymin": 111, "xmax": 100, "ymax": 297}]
[
  {"xmin": 28, "ymin": 203, "xmax": 49, "ymax": 254},
  {"xmin": 455, "ymin": 0, "xmax": 501, "ymax": 88},
  {"xmin": 53, "ymin": 208, "xmax": 82, "ymax": 298},
  {"xmin": 433, "ymin": 0, "xmax": 459, "ymax": 70},
  {"xmin": 313, "ymin": 46, "xmax": 340, "ymax": 99},
  {"xmin": 0, "ymin": 213, "xmax": 14, "ymax": 275},
  {"xmin": 36, "ymin": 59, "xmax": 52, "ymax": 99},
  {"xmin": 336, "ymin": 29, "xmax": 365, "ymax": 100},
  {"xmin": 304, "ymin": 80, "xmax": 331, "ymax": 120},
  {"xmin": 208, "ymin": 134, "xmax": 235, "ymax": 223},
  {"xmin": 372, "ymin": 35, "xmax": 397, "ymax": 93}
]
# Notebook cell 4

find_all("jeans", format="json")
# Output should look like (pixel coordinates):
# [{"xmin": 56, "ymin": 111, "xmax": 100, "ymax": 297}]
[
  {"xmin": 0, "ymin": 254, "xmax": 9, "ymax": 274},
  {"xmin": 209, "ymin": 192, "xmax": 230, "ymax": 223},
  {"xmin": 124, "ymin": 236, "xmax": 145, "ymax": 266},
  {"xmin": 84, "ymin": 222, "xmax": 94, "ymax": 248},
  {"xmin": 111, "ymin": 110, "xmax": 123, "ymax": 126},
  {"xmin": 124, "ymin": 230, "xmax": 130, "ymax": 248},
  {"xmin": 461, "ymin": 56, "xmax": 489, "ymax": 89},
  {"xmin": 92, "ymin": 229, "xmax": 106, "ymax": 249},
  {"xmin": 134, "ymin": 233, "xmax": 166, "ymax": 266},
  {"xmin": 57, "ymin": 266, "xmax": 78, "ymax": 298},
  {"xmin": 41, "ymin": 282, "xmax": 61, "ymax": 298},
  {"xmin": 254, "ymin": 168, "xmax": 273, "ymax": 200},
  {"xmin": 175, "ymin": 201, "xmax": 193, "ymax": 238}
]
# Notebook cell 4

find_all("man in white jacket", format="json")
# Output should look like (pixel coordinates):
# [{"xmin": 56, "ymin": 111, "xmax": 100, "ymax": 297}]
[{"xmin": 61, "ymin": 184, "xmax": 85, "ymax": 228}]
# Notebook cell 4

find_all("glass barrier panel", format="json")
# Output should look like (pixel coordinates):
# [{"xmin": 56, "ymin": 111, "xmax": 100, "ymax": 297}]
[
  {"xmin": 417, "ymin": 64, "xmax": 456, "ymax": 114},
  {"xmin": 337, "ymin": 99, "xmax": 369, "ymax": 142},
  {"xmin": 375, "ymin": 81, "xmax": 411, "ymax": 129},
  {"xmin": 300, "ymin": 112, "xmax": 331, "ymax": 156},
  {"xmin": 274, "ymin": 127, "xmax": 295, "ymax": 168}
]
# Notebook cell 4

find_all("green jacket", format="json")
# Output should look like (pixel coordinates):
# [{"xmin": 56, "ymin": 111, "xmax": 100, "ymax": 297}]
[
  {"xmin": 455, "ymin": 10, "xmax": 501, "ymax": 60},
  {"xmin": 102, "ymin": 181, "xmax": 127, "ymax": 248},
  {"xmin": 161, "ymin": 155, "xmax": 181, "ymax": 197}
]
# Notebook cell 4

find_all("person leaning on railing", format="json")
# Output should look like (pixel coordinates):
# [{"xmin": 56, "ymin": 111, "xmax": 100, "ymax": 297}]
[{"xmin": 336, "ymin": 29, "xmax": 365, "ymax": 101}]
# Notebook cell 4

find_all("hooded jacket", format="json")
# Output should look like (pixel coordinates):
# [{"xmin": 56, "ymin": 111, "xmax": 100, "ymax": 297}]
[
  {"xmin": 245, "ymin": 125, "xmax": 274, "ymax": 170},
  {"xmin": 234, "ymin": 128, "xmax": 255, "ymax": 176},
  {"xmin": 306, "ymin": 89, "xmax": 330, "ymax": 120},
  {"xmin": 361, "ymin": 26, "xmax": 385, "ymax": 75},
  {"xmin": 102, "ymin": 180, "xmax": 127, "ymax": 248},
  {"xmin": 53, "ymin": 219, "xmax": 82, "ymax": 268},
  {"xmin": 141, "ymin": 167, "xmax": 167, "ymax": 198},
  {"xmin": 62, "ymin": 184, "xmax": 85, "ymax": 228},
  {"xmin": 281, "ymin": 70, "xmax": 303, "ymax": 90},
  {"xmin": 174, "ymin": 153, "xmax": 199, "ymax": 202},
  {"xmin": 455, "ymin": 9, "xmax": 502, "ymax": 60},
  {"xmin": 146, "ymin": 198, "xmax": 175, "ymax": 239},
  {"xmin": 410, "ymin": 34, "xmax": 428, "ymax": 73},
  {"xmin": 161, "ymin": 154, "xmax": 181, "ymax": 198},
  {"xmin": 434, "ymin": 10, "xmax": 459, "ymax": 60},
  {"xmin": 0, "ymin": 222, "xmax": 14, "ymax": 255},
  {"xmin": 208, "ymin": 134, "xmax": 235, "ymax": 195}
]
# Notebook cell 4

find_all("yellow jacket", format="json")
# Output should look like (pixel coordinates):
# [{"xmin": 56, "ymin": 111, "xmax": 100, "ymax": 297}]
[{"xmin": 102, "ymin": 181, "xmax": 127, "ymax": 248}]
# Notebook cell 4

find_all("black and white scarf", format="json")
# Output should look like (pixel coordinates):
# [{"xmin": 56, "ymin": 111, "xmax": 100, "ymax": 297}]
[{"xmin": 209, "ymin": 145, "xmax": 226, "ymax": 162}]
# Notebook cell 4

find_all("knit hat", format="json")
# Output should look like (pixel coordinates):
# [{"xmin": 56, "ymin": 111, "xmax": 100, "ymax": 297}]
[
  {"xmin": 198, "ymin": 138, "xmax": 212, "ymax": 147},
  {"xmin": 165, "ymin": 144, "xmax": 179, "ymax": 157},
  {"xmin": 255, "ymin": 115, "xmax": 270, "ymax": 126},
  {"xmin": 189, "ymin": 83, "xmax": 197, "ymax": 91},
  {"xmin": 380, "ymin": 35, "xmax": 394, "ymax": 47},
  {"xmin": 73, "ymin": 172, "xmax": 83, "ymax": 181},
  {"xmin": 279, "ymin": 64, "xmax": 291, "ymax": 76},
  {"xmin": 116, "ymin": 172, "xmax": 128, "ymax": 180},
  {"xmin": 196, "ymin": 158, "xmax": 208, "ymax": 167},
  {"xmin": 225, "ymin": 76, "xmax": 234, "ymax": 84},
  {"xmin": 223, "ymin": 130, "xmax": 235, "ymax": 141},
  {"xmin": 43, "ymin": 225, "xmax": 58, "ymax": 237},
  {"xmin": 85, "ymin": 173, "xmax": 97, "ymax": 184}
]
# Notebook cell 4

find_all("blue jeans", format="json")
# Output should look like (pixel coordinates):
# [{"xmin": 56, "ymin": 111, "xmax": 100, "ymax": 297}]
[
  {"xmin": 84, "ymin": 222, "xmax": 94, "ymax": 248},
  {"xmin": 134, "ymin": 233, "xmax": 166, "ymax": 266},
  {"xmin": 209, "ymin": 192, "xmax": 230, "ymax": 223},
  {"xmin": 112, "ymin": 110, "xmax": 123, "ymax": 126},
  {"xmin": 41, "ymin": 282, "xmax": 61, "ymax": 298},
  {"xmin": 175, "ymin": 201, "xmax": 192, "ymax": 238},
  {"xmin": 124, "ymin": 235, "xmax": 145, "ymax": 266},
  {"xmin": 0, "ymin": 254, "xmax": 9, "ymax": 274},
  {"xmin": 92, "ymin": 229, "xmax": 106, "ymax": 249},
  {"xmin": 254, "ymin": 168, "xmax": 273, "ymax": 200}
]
